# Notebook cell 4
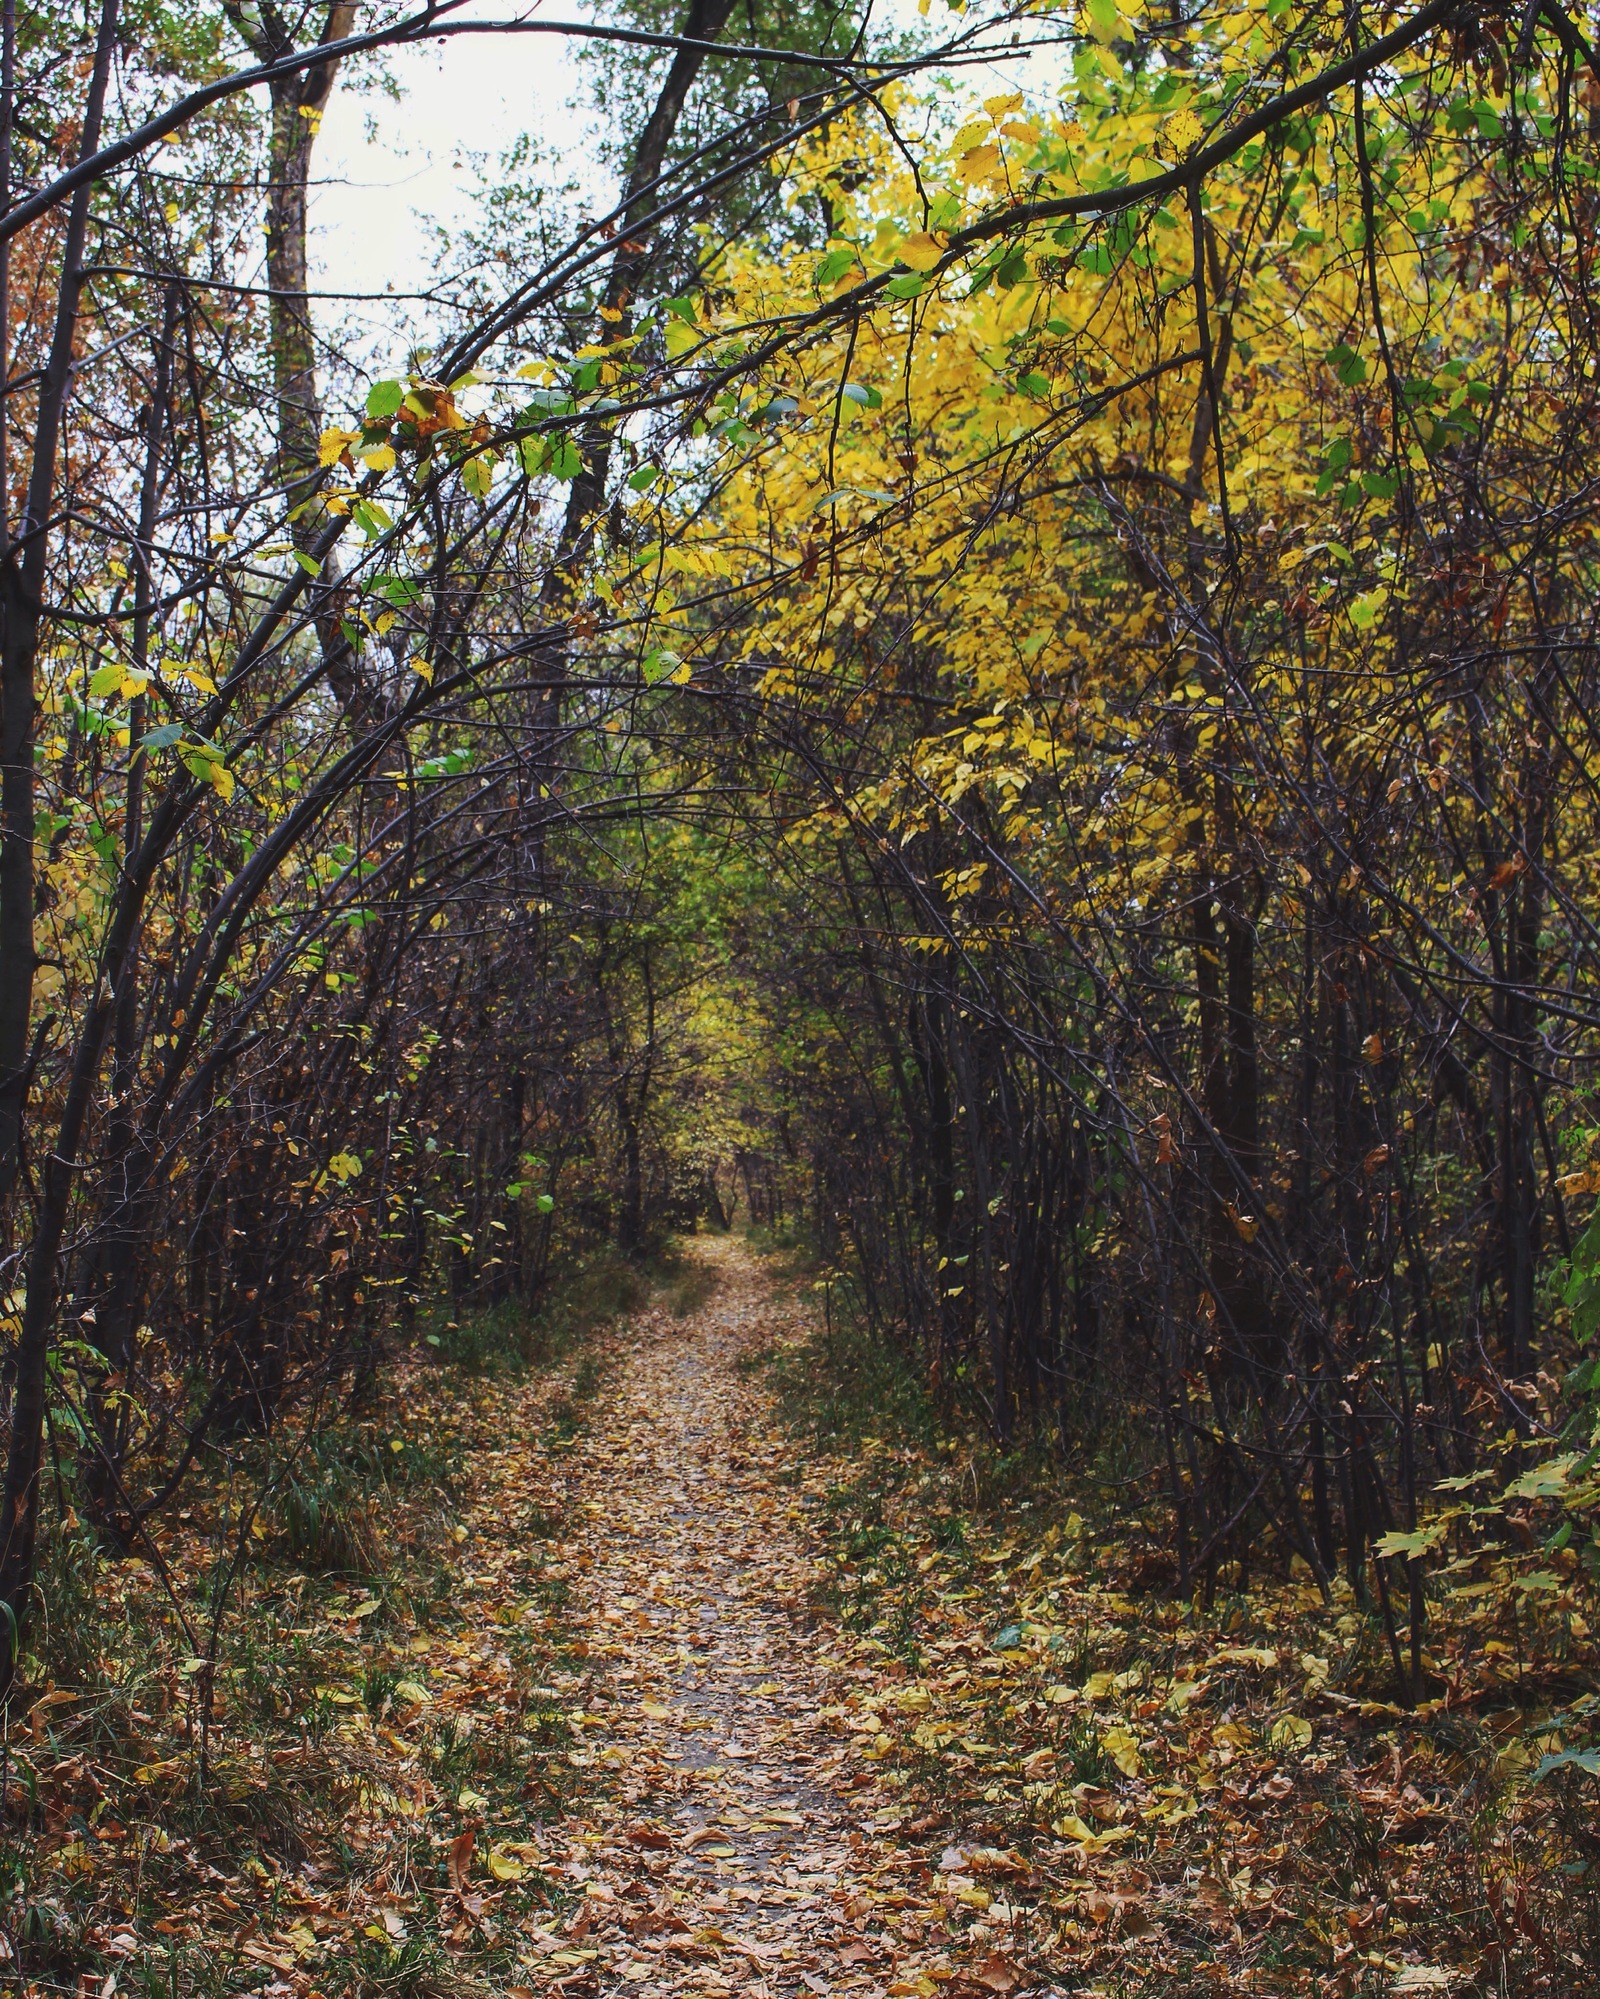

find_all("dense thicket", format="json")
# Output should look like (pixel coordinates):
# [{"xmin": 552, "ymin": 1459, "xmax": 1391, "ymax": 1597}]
[
  {"xmin": 0, "ymin": 0, "xmax": 917, "ymax": 1684},
  {"xmin": 6, "ymin": 0, "xmax": 1600, "ymax": 1708},
  {"xmin": 619, "ymin": 0, "xmax": 1600, "ymax": 1686}
]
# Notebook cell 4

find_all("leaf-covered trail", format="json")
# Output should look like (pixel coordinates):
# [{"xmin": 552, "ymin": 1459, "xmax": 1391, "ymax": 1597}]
[{"xmin": 529, "ymin": 1237, "xmax": 972, "ymax": 1997}]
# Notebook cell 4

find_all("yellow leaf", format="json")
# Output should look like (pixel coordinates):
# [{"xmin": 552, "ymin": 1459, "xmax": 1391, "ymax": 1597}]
[
  {"xmin": 1269, "ymin": 1714, "xmax": 1313, "ymax": 1753},
  {"xmin": 1165, "ymin": 107, "xmax": 1204, "ymax": 153},
  {"xmin": 358, "ymin": 442, "xmax": 397, "ymax": 472},
  {"xmin": 1102, "ymin": 1725, "xmax": 1142, "ymax": 1776},
  {"xmin": 957, "ymin": 144, "xmax": 1002, "ymax": 181},
  {"xmin": 1210, "ymin": 1646, "xmax": 1279, "ymax": 1669},
  {"xmin": 318, "ymin": 426, "xmax": 360, "ymax": 467},
  {"xmin": 208, "ymin": 761, "xmax": 235, "ymax": 803},
  {"xmin": 133, "ymin": 1758, "xmax": 183, "ymax": 1785},
  {"xmin": 984, "ymin": 91, "xmax": 1024, "ymax": 118},
  {"xmin": 1052, "ymin": 1813, "xmax": 1134, "ymax": 1853},
  {"xmin": 486, "ymin": 1848, "xmax": 527, "ymax": 1881},
  {"xmin": 900, "ymin": 231, "xmax": 948, "ymax": 272}
]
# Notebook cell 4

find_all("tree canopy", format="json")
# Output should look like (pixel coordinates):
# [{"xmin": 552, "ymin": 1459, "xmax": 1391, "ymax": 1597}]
[{"xmin": 5, "ymin": 0, "xmax": 1600, "ymax": 1984}]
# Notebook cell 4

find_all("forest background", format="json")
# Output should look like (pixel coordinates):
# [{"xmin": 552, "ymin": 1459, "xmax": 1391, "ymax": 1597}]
[{"xmin": 3, "ymin": 0, "xmax": 1600, "ymax": 1990}]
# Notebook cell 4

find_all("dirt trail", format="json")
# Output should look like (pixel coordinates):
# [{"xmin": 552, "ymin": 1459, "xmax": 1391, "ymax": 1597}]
[{"xmin": 525, "ymin": 1236, "xmax": 967, "ymax": 1997}]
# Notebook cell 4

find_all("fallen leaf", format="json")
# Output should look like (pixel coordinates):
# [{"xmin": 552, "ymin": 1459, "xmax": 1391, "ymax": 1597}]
[{"xmin": 969, "ymin": 1953, "xmax": 1020, "ymax": 1994}]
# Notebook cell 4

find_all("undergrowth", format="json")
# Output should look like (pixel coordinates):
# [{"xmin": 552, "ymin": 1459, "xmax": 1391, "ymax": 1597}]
[
  {"xmin": 0, "ymin": 1247, "xmax": 676, "ymax": 1999},
  {"xmin": 759, "ymin": 1272, "xmax": 1600, "ymax": 1995}
]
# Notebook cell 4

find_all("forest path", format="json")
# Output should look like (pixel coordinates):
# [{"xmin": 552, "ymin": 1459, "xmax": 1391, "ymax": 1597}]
[{"xmin": 529, "ymin": 1235, "xmax": 980, "ymax": 1999}]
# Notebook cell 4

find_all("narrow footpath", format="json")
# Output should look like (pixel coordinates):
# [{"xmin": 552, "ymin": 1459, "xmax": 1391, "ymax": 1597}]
[{"xmin": 525, "ymin": 1236, "xmax": 993, "ymax": 1998}]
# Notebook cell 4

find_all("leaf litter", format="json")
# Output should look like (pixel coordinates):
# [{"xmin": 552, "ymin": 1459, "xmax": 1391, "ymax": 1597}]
[{"xmin": 7, "ymin": 1238, "xmax": 1600, "ymax": 1997}]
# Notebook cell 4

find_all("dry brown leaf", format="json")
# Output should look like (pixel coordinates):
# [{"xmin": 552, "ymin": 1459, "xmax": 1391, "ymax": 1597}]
[{"xmin": 447, "ymin": 1827, "xmax": 475, "ymax": 1894}]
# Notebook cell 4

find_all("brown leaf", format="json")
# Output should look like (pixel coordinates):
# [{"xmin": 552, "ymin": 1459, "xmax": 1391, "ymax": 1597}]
[
  {"xmin": 447, "ymin": 1827, "xmax": 475, "ymax": 1894},
  {"xmin": 970, "ymin": 1954, "xmax": 1021, "ymax": 1995}
]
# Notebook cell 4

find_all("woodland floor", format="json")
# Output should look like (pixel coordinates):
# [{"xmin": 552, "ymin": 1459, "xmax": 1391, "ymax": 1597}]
[
  {"xmin": 11, "ymin": 1238, "xmax": 1599, "ymax": 1998},
  {"xmin": 520, "ymin": 1231, "xmax": 964, "ymax": 1996}
]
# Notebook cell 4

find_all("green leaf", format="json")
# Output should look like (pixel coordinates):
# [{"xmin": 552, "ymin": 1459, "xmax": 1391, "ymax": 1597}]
[
  {"xmin": 366, "ymin": 379, "xmax": 405, "ymax": 420},
  {"xmin": 293, "ymin": 550, "xmax": 322, "ymax": 578},
  {"xmin": 88, "ymin": 663, "xmax": 124, "ymax": 699},
  {"xmin": 627, "ymin": 465, "xmax": 660, "ymax": 491},
  {"xmin": 814, "ymin": 248, "xmax": 859, "ymax": 290},
  {"xmin": 641, "ymin": 646, "xmax": 681, "ymax": 686},
  {"xmin": 663, "ymin": 296, "xmax": 698, "ymax": 325},
  {"xmin": 1531, "ymin": 1747, "xmax": 1600, "ymax": 1783},
  {"xmin": 536, "ymin": 1192, "xmax": 555, "ymax": 1214},
  {"xmin": 1373, "ymin": 1523, "xmax": 1443, "ymax": 1559},
  {"xmin": 521, "ymin": 435, "xmax": 583, "ymax": 482},
  {"xmin": 1327, "ymin": 342, "xmax": 1368, "ymax": 387},
  {"xmin": 351, "ymin": 499, "xmax": 393, "ymax": 537},
  {"xmin": 885, "ymin": 273, "xmax": 926, "ymax": 299},
  {"xmin": 996, "ymin": 247, "xmax": 1031, "ymax": 289},
  {"xmin": 1315, "ymin": 435, "xmax": 1352, "ymax": 496}
]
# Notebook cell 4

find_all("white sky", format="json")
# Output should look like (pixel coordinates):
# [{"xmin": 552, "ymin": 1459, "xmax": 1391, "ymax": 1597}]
[
  {"xmin": 297, "ymin": 4, "xmax": 1059, "ymax": 361},
  {"xmin": 309, "ymin": 27, "xmax": 592, "ymax": 307}
]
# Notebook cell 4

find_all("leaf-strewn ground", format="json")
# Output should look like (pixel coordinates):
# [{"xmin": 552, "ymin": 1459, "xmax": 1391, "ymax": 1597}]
[{"xmin": 7, "ymin": 1239, "xmax": 1599, "ymax": 1998}]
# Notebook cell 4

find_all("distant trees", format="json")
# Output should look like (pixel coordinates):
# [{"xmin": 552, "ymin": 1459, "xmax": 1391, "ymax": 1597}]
[
  {"xmin": 9, "ymin": 0, "xmax": 1595, "ymax": 1714},
  {"xmin": 0, "ymin": 0, "xmax": 924, "ymax": 1688},
  {"xmin": 619, "ymin": 0, "xmax": 1600, "ymax": 1695}
]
